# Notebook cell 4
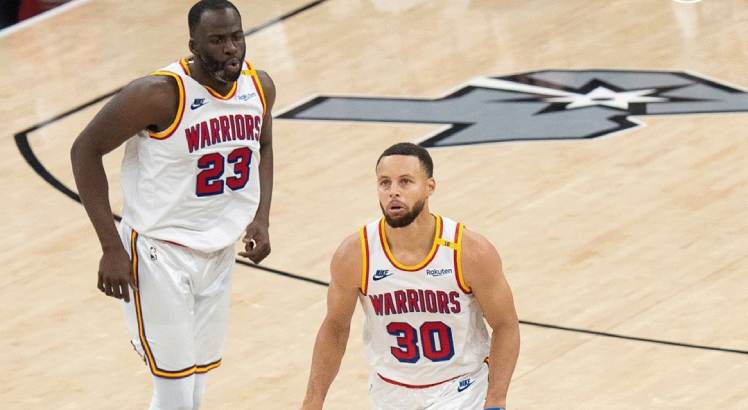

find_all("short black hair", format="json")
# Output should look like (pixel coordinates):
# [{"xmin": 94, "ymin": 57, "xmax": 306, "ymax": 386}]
[
  {"xmin": 376, "ymin": 142, "xmax": 434, "ymax": 178},
  {"xmin": 188, "ymin": 0, "xmax": 240, "ymax": 35}
]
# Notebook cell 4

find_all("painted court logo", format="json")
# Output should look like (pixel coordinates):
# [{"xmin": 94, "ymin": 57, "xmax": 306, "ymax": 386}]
[{"xmin": 278, "ymin": 70, "xmax": 748, "ymax": 147}]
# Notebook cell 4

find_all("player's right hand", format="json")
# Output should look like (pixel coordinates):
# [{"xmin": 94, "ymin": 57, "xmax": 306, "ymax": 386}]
[{"xmin": 98, "ymin": 247, "xmax": 138, "ymax": 303}]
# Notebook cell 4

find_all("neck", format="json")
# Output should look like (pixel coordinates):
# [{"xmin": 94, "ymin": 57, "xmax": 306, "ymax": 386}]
[
  {"xmin": 188, "ymin": 57, "xmax": 234, "ymax": 94},
  {"xmin": 383, "ymin": 207, "xmax": 436, "ymax": 254}
]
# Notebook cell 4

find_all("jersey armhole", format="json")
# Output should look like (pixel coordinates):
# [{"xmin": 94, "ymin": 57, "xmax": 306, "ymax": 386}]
[
  {"xmin": 359, "ymin": 226, "xmax": 370, "ymax": 295},
  {"xmin": 453, "ymin": 223, "xmax": 472, "ymax": 293},
  {"xmin": 243, "ymin": 60, "xmax": 267, "ymax": 114},
  {"xmin": 148, "ymin": 71, "xmax": 185, "ymax": 140}
]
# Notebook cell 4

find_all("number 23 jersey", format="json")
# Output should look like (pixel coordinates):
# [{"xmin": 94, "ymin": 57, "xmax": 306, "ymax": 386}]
[
  {"xmin": 120, "ymin": 58, "xmax": 266, "ymax": 252},
  {"xmin": 358, "ymin": 214, "xmax": 490, "ymax": 386}
]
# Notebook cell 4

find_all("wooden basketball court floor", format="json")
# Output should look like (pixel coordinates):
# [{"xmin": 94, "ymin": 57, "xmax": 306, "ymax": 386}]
[{"xmin": 1, "ymin": 0, "xmax": 746, "ymax": 408}]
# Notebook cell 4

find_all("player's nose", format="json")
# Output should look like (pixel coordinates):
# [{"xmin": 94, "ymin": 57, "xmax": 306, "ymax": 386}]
[{"xmin": 224, "ymin": 39, "xmax": 238, "ymax": 55}]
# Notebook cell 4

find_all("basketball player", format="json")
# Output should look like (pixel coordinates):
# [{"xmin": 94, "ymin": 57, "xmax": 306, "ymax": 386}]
[
  {"xmin": 301, "ymin": 143, "xmax": 519, "ymax": 410},
  {"xmin": 70, "ymin": 1, "xmax": 274, "ymax": 409}
]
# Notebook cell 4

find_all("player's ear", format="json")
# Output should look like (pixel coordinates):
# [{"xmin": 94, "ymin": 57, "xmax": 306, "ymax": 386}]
[{"xmin": 427, "ymin": 177, "xmax": 436, "ymax": 196}]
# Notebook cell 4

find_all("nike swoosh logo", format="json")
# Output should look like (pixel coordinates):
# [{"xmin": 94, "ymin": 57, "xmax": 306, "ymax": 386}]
[
  {"xmin": 457, "ymin": 381, "xmax": 473, "ymax": 392},
  {"xmin": 191, "ymin": 101, "xmax": 207, "ymax": 110},
  {"xmin": 372, "ymin": 272, "xmax": 394, "ymax": 281}
]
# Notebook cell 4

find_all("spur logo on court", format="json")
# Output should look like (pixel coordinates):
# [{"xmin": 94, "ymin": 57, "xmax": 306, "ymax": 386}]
[{"xmin": 278, "ymin": 70, "xmax": 748, "ymax": 147}]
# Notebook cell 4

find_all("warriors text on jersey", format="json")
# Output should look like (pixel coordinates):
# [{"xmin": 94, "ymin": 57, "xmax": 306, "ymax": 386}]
[
  {"xmin": 358, "ymin": 214, "xmax": 490, "ymax": 387},
  {"xmin": 120, "ymin": 58, "xmax": 267, "ymax": 252}
]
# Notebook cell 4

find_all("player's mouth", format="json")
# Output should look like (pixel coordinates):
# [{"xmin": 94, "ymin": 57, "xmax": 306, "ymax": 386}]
[
  {"xmin": 225, "ymin": 58, "xmax": 241, "ymax": 71},
  {"xmin": 387, "ymin": 201, "xmax": 407, "ymax": 215}
]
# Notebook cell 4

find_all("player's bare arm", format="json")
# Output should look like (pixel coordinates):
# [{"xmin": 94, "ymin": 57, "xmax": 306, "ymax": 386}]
[
  {"xmin": 240, "ymin": 70, "xmax": 275, "ymax": 263},
  {"xmin": 70, "ymin": 75, "xmax": 180, "ymax": 302},
  {"xmin": 460, "ymin": 229, "xmax": 520, "ymax": 409},
  {"xmin": 301, "ymin": 233, "xmax": 362, "ymax": 410}
]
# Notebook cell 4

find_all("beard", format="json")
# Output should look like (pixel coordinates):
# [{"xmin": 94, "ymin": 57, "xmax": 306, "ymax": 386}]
[
  {"xmin": 380, "ymin": 198, "xmax": 426, "ymax": 228},
  {"xmin": 197, "ymin": 52, "xmax": 244, "ymax": 84}
]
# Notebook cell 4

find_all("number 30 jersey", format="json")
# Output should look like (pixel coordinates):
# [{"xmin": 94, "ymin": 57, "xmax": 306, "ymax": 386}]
[
  {"xmin": 120, "ymin": 58, "xmax": 266, "ymax": 252},
  {"xmin": 358, "ymin": 214, "xmax": 490, "ymax": 387}
]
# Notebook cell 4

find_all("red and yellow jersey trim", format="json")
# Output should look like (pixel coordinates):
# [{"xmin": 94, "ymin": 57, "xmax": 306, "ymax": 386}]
[
  {"xmin": 243, "ymin": 59, "xmax": 267, "ymax": 114},
  {"xmin": 148, "ymin": 71, "xmax": 185, "ymax": 140},
  {"xmin": 453, "ymin": 223, "xmax": 471, "ymax": 293},
  {"xmin": 130, "ymin": 230, "xmax": 222, "ymax": 379},
  {"xmin": 179, "ymin": 58, "xmax": 191, "ymax": 76},
  {"xmin": 179, "ymin": 57, "xmax": 238, "ymax": 100},
  {"xmin": 379, "ymin": 215, "xmax": 443, "ymax": 272},
  {"xmin": 359, "ymin": 226, "xmax": 370, "ymax": 295}
]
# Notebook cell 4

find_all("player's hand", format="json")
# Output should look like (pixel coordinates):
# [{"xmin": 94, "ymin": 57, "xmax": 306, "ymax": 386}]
[
  {"xmin": 239, "ymin": 220, "xmax": 271, "ymax": 263},
  {"xmin": 98, "ymin": 246, "xmax": 137, "ymax": 303}
]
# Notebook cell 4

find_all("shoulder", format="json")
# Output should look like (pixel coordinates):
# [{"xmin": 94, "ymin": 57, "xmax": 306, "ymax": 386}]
[
  {"xmin": 119, "ymin": 74, "xmax": 180, "ymax": 109},
  {"xmin": 331, "ymin": 231, "xmax": 363, "ymax": 271},
  {"xmin": 460, "ymin": 227, "xmax": 502, "ymax": 281},
  {"xmin": 87, "ymin": 74, "xmax": 179, "ymax": 133},
  {"xmin": 330, "ymin": 230, "xmax": 365, "ymax": 288},
  {"xmin": 255, "ymin": 69, "xmax": 276, "ymax": 109},
  {"xmin": 461, "ymin": 228, "xmax": 499, "ymax": 257}
]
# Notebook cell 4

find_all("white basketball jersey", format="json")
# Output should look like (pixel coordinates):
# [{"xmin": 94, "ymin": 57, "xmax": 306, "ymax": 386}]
[
  {"xmin": 120, "ymin": 58, "xmax": 266, "ymax": 252},
  {"xmin": 358, "ymin": 215, "xmax": 490, "ymax": 386}
]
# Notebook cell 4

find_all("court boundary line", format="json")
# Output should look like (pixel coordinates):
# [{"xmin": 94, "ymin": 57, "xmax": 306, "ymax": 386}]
[
  {"xmin": 0, "ymin": 0, "xmax": 90, "ymax": 38},
  {"xmin": 233, "ymin": 260, "xmax": 748, "ymax": 356},
  {"xmin": 10, "ymin": 0, "xmax": 748, "ymax": 357}
]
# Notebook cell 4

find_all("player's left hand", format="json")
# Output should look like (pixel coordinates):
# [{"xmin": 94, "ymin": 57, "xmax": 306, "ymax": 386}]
[{"xmin": 239, "ymin": 220, "xmax": 270, "ymax": 263}]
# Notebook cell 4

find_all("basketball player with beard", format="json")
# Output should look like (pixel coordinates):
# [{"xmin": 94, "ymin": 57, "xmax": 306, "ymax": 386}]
[
  {"xmin": 71, "ymin": 1, "xmax": 275, "ymax": 408},
  {"xmin": 300, "ymin": 143, "xmax": 520, "ymax": 410}
]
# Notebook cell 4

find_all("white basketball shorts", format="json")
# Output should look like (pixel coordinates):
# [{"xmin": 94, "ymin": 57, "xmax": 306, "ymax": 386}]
[
  {"xmin": 118, "ymin": 223, "xmax": 234, "ymax": 379},
  {"xmin": 369, "ymin": 362, "xmax": 489, "ymax": 410}
]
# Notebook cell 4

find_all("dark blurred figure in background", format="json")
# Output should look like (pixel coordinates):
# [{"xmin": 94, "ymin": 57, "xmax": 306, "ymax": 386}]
[
  {"xmin": 1, "ymin": 0, "xmax": 72, "ymax": 30},
  {"xmin": 0, "ymin": 0, "xmax": 21, "ymax": 30}
]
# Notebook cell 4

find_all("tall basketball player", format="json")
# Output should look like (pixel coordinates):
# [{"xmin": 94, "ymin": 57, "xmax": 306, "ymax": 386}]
[
  {"xmin": 70, "ymin": 1, "xmax": 274, "ymax": 409},
  {"xmin": 301, "ymin": 143, "xmax": 519, "ymax": 410}
]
